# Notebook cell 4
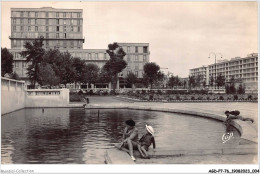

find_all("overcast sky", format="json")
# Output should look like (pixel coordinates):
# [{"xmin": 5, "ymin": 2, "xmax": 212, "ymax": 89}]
[{"xmin": 1, "ymin": 1, "xmax": 258, "ymax": 77}]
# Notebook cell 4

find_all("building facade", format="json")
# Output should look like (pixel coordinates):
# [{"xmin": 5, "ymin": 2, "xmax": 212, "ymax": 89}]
[
  {"xmin": 9, "ymin": 7, "xmax": 150, "ymax": 88},
  {"xmin": 189, "ymin": 53, "xmax": 258, "ymax": 91},
  {"xmin": 189, "ymin": 66, "xmax": 209, "ymax": 86}
]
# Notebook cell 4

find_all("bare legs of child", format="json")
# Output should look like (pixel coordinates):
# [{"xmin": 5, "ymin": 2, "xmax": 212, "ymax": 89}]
[{"xmin": 137, "ymin": 144, "xmax": 150, "ymax": 159}]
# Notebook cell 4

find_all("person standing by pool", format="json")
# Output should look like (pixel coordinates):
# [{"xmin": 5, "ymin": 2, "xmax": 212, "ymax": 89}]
[
  {"xmin": 224, "ymin": 110, "xmax": 254, "ymax": 124},
  {"xmin": 116, "ymin": 119, "xmax": 139, "ymax": 161}
]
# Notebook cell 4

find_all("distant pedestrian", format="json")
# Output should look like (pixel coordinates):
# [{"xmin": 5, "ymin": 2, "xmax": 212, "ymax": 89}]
[{"xmin": 86, "ymin": 98, "xmax": 89, "ymax": 104}]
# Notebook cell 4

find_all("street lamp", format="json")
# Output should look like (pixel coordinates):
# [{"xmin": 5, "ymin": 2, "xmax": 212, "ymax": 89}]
[{"xmin": 208, "ymin": 52, "xmax": 223, "ymax": 89}]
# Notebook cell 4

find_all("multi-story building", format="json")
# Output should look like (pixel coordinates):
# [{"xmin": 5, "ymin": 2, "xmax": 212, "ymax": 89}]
[
  {"xmin": 189, "ymin": 53, "xmax": 258, "ymax": 91},
  {"xmin": 118, "ymin": 43, "xmax": 150, "ymax": 78},
  {"xmin": 9, "ymin": 7, "xmax": 150, "ymax": 88},
  {"xmin": 189, "ymin": 65, "xmax": 209, "ymax": 86},
  {"xmin": 10, "ymin": 7, "xmax": 84, "ymax": 50}
]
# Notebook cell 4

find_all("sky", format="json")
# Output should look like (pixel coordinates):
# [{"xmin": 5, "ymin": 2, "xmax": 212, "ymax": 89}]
[{"xmin": 1, "ymin": 1, "xmax": 258, "ymax": 77}]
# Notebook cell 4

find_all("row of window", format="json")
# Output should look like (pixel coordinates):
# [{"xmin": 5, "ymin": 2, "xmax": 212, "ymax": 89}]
[
  {"xmin": 27, "ymin": 91, "xmax": 61, "ymax": 96},
  {"xmin": 124, "ymin": 46, "xmax": 148, "ymax": 53},
  {"xmin": 12, "ymin": 18, "xmax": 82, "ymax": 26},
  {"xmin": 12, "ymin": 11, "xmax": 81, "ymax": 18},
  {"xmin": 12, "ymin": 25, "xmax": 81, "ymax": 33}
]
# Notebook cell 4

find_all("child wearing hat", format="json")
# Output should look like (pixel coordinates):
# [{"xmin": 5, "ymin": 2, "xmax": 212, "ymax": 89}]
[{"xmin": 137, "ymin": 125, "xmax": 156, "ymax": 159}]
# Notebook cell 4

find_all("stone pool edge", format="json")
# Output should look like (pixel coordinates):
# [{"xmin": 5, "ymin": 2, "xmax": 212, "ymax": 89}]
[{"xmin": 81, "ymin": 104, "xmax": 258, "ymax": 144}]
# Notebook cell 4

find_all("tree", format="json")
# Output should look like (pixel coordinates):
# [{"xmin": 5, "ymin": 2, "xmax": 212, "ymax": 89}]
[
  {"xmin": 168, "ymin": 75, "xmax": 181, "ymax": 89},
  {"xmin": 103, "ymin": 42, "xmax": 127, "ymax": 93},
  {"xmin": 20, "ymin": 37, "xmax": 45, "ymax": 88},
  {"xmin": 1, "ymin": 48, "xmax": 14, "ymax": 77},
  {"xmin": 209, "ymin": 75, "xmax": 214, "ymax": 87},
  {"xmin": 195, "ymin": 74, "xmax": 203, "ymax": 88},
  {"xmin": 126, "ymin": 72, "xmax": 137, "ymax": 88},
  {"xmin": 238, "ymin": 84, "xmax": 245, "ymax": 94},
  {"xmin": 188, "ymin": 75, "xmax": 196, "ymax": 89},
  {"xmin": 215, "ymin": 73, "xmax": 225, "ymax": 88},
  {"xmin": 82, "ymin": 63, "xmax": 99, "ymax": 86},
  {"xmin": 38, "ymin": 63, "xmax": 60, "ymax": 88},
  {"xmin": 143, "ymin": 62, "xmax": 160, "ymax": 89},
  {"xmin": 72, "ymin": 57, "xmax": 86, "ymax": 86}
]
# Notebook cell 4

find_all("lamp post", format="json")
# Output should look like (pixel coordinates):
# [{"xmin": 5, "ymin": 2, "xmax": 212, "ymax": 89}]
[{"xmin": 208, "ymin": 52, "xmax": 223, "ymax": 89}]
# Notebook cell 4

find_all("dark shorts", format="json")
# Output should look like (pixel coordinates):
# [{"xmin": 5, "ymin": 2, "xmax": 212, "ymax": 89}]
[{"xmin": 122, "ymin": 141, "xmax": 139, "ymax": 150}]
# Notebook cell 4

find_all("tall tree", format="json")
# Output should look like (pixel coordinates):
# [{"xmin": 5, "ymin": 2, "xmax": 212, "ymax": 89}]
[
  {"xmin": 209, "ymin": 75, "xmax": 214, "ymax": 87},
  {"xmin": 126, "ymin": 72, "xmax": 137, "ymax": 88},
  {"xmin": 143, "ymin": 62, "xmax": 160, "ymax": 89},
  {"xmin": 103, "ymin": 42, "xmax": 127, "ymax": 93},
  {"xmin": 188, "ymin": 75, "xmax": 196, "ymax": 89},
  {"xmin": 72, "ymin": 57, "xmax": 86, "ymax": 86},
  {"xmin": 1, "ymin": 48, "xmax": 14, "ymax": 77},
  {"xmin": 82, "ymin": 63, "xmax": 99, "ymax": 86},
  {"xmin": 20, "ymin": 37, "xmax": 45, "ymax": 88},
  {"xmin": 216, "ymin": 73, "xmax": 225, "ymax": 88},
  {"xmin": 38, "ymin": 63, "xmax": 60, "ymax": 88},
  {"xmin": 195, "ymin": 74, "xmax": 203, "ymax": 88}
]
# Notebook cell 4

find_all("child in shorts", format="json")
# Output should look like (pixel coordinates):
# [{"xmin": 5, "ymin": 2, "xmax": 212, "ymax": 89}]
[{"xmin": 137, "ymin": 125, "xmax": 156, "ymax": 159}]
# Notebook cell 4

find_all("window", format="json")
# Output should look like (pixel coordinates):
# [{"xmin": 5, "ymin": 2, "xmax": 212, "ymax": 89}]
[
  {"xmin": 70, "ymin": 41, "xmax": 74, "ymax": 47},
  {"xmin": 143, "ymin": 55, "xmax": 147, "ymax": 61},
  {"xmin": 21, "ymin": 26, "xmax": 23, "ymax": 31},
  {"xmin": 56, "ymin": 19, "xmax": 59, "ymax": 24},
  {"xmin": 46, "ymin": 33, "xmax": 49, "ymax": 38},
  {"xmin": 13, "ymin": 19, "xmax": 16, "ymax": 24},
  {"xmin": 56, "ymin": 33, "xmax": 59, "ymax": 38},
  {"xmin": 21, "ymin": 11, "xmax": 24, "ymax": 17},
  {"xmin": 35, "ymin": 19, "xmax": 38, "ymax": 25},
  {"xmin": 46, "ymin": 41, "xmax": 49, "ymax": 47},
  {"xmin": 28, "ymin": 19, "xmax": 31, "ymax": 24},
  {"xmin": 143, "ymin": 46, "xmax": 148, "ymax": 53},
  {"xmin": 56, "ymin": 12, "xmax": 59, "ymax": 17},
  {"xmin": 21, "ymin": 19, "xmax": 23, "ymax": 24},
  {"xmin": 35, "ymin": 12, "xmax": 38, "ymax": 17},
  {"xmin": 127, "ymin": 46, "xmax": 130, "ymax": 53},
  {"xmin": 104, "ymin": 53, "xmax": 107, "ymax": 59},
  {"xmin": 13, "ymin": 26, "xmax": 16, "ymax": 31},
  {"xmin": 63, "ymin": 12, "xmax": 66, "ymax": 17},
  {"xmin": 135, "ymin": 65, "xmax": 138, "ymax": 70},
  {"xmin": 35, "ymin": 26, "xmax": 38, "ymax": 31},
  {"xmin": 71, "ymin": 26, "xmax": 73, "ymax": 32},
  {"xmin": 135, "ymin": 71, "xmax": 138, "ymax": 77},
  {"xmin": 78, "ymin": 26, "xmax": 80, "ymax": 32},
  {"xmin": 89, "ymin": 53, "xmax": 92, "ymax": 59},
  {"xmin": 46, "ymin": 12, "xmax": 49, "ymax": 17},
  {"xmin": 135, "ymin": 46, "xmax": 138, "ymax": 53},
  {"xmin": 27, "ymin": 11, "xmax": 30, "ymax": 17},
  {"xmin": 77, "ymin": 13, "xmax": 81, "ymax": 18},
  {"xmin": 64, "ymin": 20, "xmax": 66, "ymax": 25},
  {"xmin": 77, "ymin": 20, "xmax": 80, "ymax": 25},
  {"xmin": 127, "ymin": 55, "xmax": 130, "ymax": 61},
  {"xmin": 96, "ymin": 53, "xmax": 98, "ymax": 59},
  {"xmin": 46, "ymin": 19, "xmax": 49, "ymax": 25},
  {"xmin": 135, "ymin": 55, "xmax": 138, "ymax": 61},
  {"xmin": 64, "ymin": 33, "xmax": 67, "ymax": 39},
  {"xmin": 127, "ymin": 65, "xmax": 130, "ymax": 69},
  {"xmin": 56, "ymin": 26, "xmax": 59, "ymax": 31},
  {"xmin": 64, "ymin": 26, "xmax": 66, "ymax": 32}
]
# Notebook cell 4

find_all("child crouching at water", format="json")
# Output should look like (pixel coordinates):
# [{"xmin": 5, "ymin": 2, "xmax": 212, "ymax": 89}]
[{"xmin": 137, "ymin": 125, "xmax": 156, "ymax": 159}]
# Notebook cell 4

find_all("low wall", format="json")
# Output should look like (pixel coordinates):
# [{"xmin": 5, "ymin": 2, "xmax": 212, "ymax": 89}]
[
  {"xmin": 1, "ymin": 77, "xmax": 26, "ymax": 115},
  {"xmin": 25, "ymin": 88, "xmax": 69, "ymax": 107}
]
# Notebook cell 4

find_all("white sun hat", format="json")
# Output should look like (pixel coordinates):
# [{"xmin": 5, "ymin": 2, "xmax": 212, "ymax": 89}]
[{"xmin": 145, "ymin": 125, "xmax": 154, "ymax": 135}]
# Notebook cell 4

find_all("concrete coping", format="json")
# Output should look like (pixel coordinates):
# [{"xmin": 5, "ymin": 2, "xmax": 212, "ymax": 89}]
[{"xmin": 82, "ymin": 104, "xmax": 257, "ymax": 144}]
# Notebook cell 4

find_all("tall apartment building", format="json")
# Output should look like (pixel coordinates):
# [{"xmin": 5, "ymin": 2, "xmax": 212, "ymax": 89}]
[
  {"xmin": 9, "ymin": 7, "xmax": 150, "ymax": 88},
  {"xmin": 189, "ymin": 66, "xmax": 209, "ymax": 86},
  {"xmin": 189, "ymin": 53, "xmax": 258, "ymax": 91},
  {"xmin": 10, "ymin": 7, "xmax": 84, "ymax": 50}
]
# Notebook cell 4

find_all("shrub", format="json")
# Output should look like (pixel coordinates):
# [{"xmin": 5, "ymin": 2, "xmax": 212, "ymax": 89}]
[
  {"xmin": 234, "ymin": 95, "xmax": 238, "ymax": 100},
  {"xmin": 78, "ymin": 90, "xmax": 83, "ymax": 95},
  {"xmin": 248, "ymin": 95, "xmax": 252, "ymax": 100},
  {"xmin": 176, "ymin": 95, "xmax": 180, "ymax": 100},
  {"xmin": 219, "ymin": 96, "xmax": 224, "ymax": 100},
  {"xmin": 70, "ymin": 93, "xmax": 81, "ymax": 102},
  {"xmin": 191, "ymin": 96, "xmax": 195, "ymax": 100}
]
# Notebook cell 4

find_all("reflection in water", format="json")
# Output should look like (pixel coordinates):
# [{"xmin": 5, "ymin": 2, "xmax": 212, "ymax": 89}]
[{"xmin": 2, "ymin": 108, "xmax": 241, "ymax": 164}]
